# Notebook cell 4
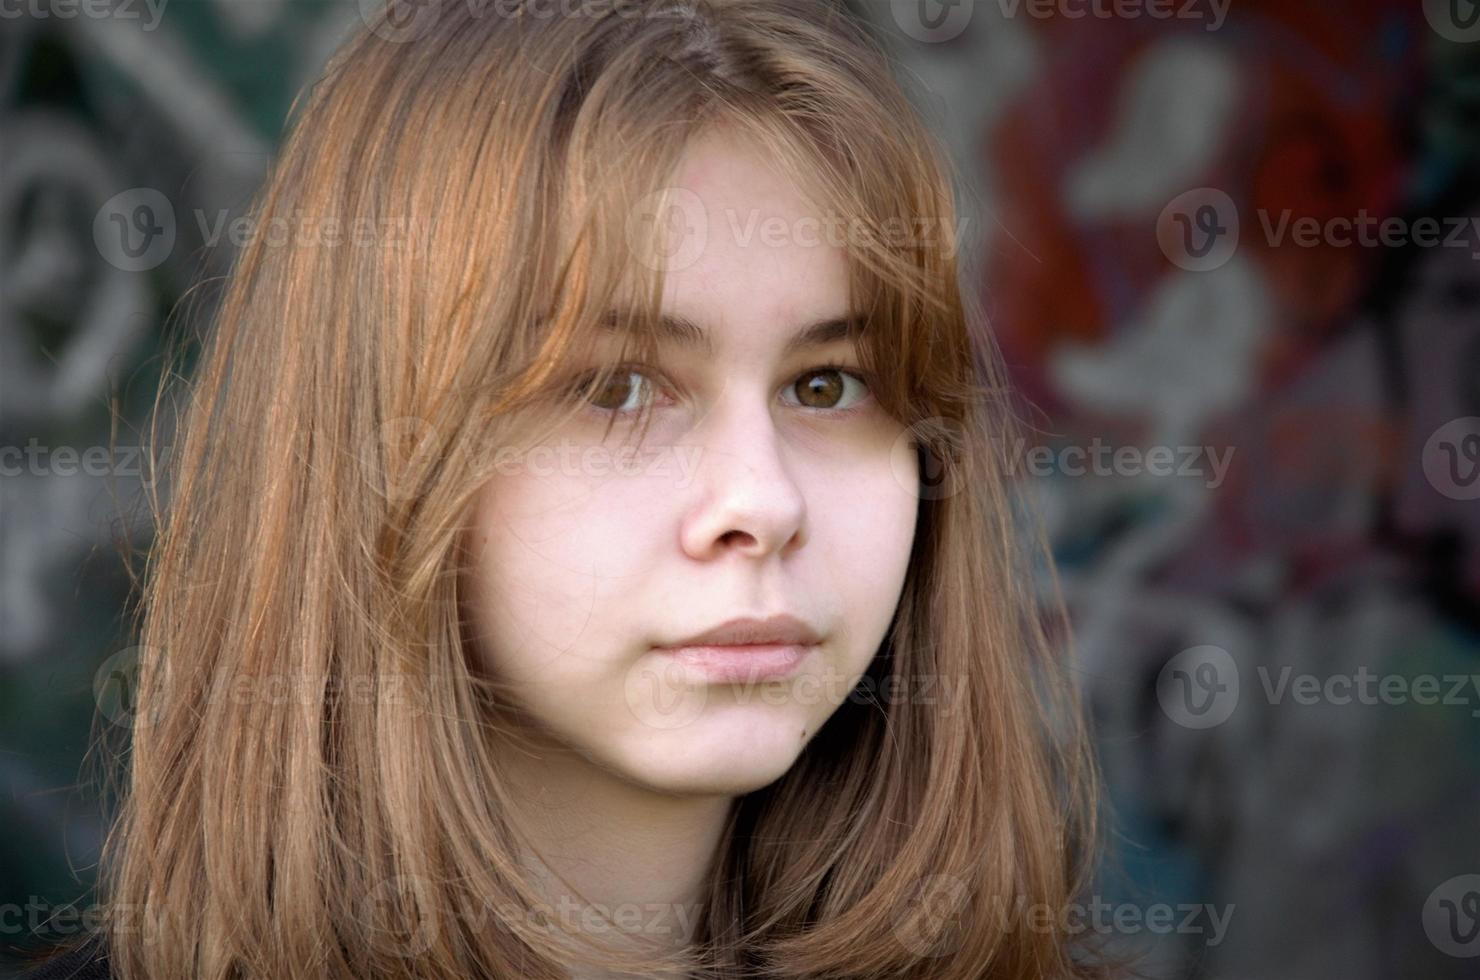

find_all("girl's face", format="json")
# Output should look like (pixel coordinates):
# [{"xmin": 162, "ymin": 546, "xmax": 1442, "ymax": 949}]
[{"xmin": 464, "ymin": 130, "xmax": 919, "ymax": 796}]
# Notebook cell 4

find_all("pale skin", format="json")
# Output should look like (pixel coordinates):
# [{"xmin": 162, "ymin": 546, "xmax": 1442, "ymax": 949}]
[{"xmin": 462, "ymin": 128, "xmax": 920, "ymax": 978}]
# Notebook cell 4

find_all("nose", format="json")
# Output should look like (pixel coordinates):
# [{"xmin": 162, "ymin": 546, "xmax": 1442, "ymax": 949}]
[{"xmin": 679, "ymin": 397, "xmax": 807, "ymax": 562}]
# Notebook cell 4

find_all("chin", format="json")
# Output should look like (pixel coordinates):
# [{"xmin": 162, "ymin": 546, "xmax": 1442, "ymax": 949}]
[{"xmin": 607, "ymin": 714, "xmax": 817, "ymax": 797}]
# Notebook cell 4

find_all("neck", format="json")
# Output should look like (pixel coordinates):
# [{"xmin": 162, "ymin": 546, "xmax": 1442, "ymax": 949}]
[{"xmin": 494, "ymin": 732, "xmax": 735, "ymax": 979}]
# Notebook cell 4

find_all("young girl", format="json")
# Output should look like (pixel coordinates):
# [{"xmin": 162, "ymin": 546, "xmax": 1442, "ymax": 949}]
[{"xmin": 29, "ymin": 1, "xmax": 1107, "ymax": 977}]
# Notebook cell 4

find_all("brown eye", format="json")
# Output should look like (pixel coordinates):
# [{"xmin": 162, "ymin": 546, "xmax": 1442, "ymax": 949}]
[
  {"xmin": 785, "ymin": 368, "xmax": 868, "ymax": 411},
  {"xmin": 582, "ymin": 369, "xmax": 654, "ymax": 413}
]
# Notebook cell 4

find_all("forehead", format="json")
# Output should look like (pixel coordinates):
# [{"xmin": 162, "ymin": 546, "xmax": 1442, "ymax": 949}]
[{"xmin": 652, "ymin": 128, "xmax": 854, "ymax": 353}]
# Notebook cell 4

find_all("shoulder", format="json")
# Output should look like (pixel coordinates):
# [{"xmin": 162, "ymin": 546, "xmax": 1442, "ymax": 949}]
[{"xmin": 15, "ymin": 938, "xmax": 113, "ymax": 980}]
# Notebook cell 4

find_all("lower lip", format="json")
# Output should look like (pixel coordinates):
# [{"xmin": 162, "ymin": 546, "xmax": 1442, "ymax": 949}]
[{"xmin": 658, "ymin": 644, "xmax": 813, "ymax": 683}]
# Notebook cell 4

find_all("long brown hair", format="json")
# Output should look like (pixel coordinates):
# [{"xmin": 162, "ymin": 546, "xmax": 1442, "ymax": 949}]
[{"xmin": 84, "ymin": 1, "xmax": 1109, "ymax": 977}]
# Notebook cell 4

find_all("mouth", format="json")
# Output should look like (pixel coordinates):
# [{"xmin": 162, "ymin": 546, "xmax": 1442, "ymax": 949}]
[
  {"xmin": 659, "ymin": 642, "xmax": 815, "ymax": 684},
  {"xmin": 655, "ymin": 614, "xmax": 821, "ymax": 684}
]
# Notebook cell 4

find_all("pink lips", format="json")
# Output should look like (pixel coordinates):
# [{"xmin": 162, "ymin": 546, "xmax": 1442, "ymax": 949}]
[
  {"xmin": 656, "ymin": 614, "xmax": 821, "ymax": 684},
  {"xmin": 663, "ymin": 643, "xmax": 812, "ymax": 683}
]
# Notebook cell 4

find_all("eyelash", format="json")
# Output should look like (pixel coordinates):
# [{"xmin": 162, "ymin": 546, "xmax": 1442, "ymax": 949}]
[{"xmin": 573, "ymin": 361, "xmax": 874, "ymax": 419}]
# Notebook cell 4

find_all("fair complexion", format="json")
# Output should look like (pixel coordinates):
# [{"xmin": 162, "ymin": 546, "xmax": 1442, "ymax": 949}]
[{"xmin": 462, "ymin": 128, "xmax": 919, "ymax": 977}]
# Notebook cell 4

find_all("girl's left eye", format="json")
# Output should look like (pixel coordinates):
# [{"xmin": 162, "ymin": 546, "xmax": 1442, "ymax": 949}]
[{"xmin": 780, "ymin": 367, "xmax": 871, "ymax": 412}]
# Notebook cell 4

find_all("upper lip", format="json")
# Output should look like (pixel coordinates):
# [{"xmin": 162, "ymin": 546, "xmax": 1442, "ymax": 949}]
[{"xmin": 660, "ymin": 614, "xmax": 823, "ymax": 649}]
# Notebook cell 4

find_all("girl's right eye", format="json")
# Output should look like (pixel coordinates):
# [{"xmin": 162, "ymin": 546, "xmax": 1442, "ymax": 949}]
[{"xmin": 577, "ymin": 367, "xmax": 660, "ymax": 414}]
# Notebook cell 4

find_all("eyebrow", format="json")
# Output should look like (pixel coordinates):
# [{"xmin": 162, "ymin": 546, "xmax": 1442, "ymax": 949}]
[{"xmin": 595, "ymin": 309, "xmax": 866, "ymax": 357}]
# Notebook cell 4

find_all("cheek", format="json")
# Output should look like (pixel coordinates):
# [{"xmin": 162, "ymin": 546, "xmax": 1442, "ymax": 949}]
[
  {"xmin": 804, "ymin": 448, "xmax": 919, "ymax": 657},
  {"xmin": 465, "ymin": 468, "xmax": 668, "ymax": 682}
]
